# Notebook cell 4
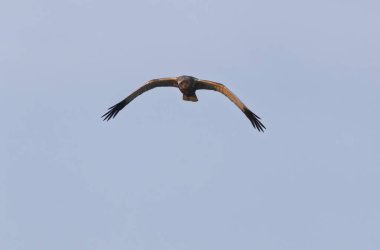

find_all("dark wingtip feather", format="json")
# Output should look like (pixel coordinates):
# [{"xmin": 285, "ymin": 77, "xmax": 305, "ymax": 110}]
[
  {"xmin": 243, "ymin": 108, "xmax": 266, "ymax": 132},
  {"xmin": 101, "ymin": 101, "xmax": 126, "ymax": 121}
]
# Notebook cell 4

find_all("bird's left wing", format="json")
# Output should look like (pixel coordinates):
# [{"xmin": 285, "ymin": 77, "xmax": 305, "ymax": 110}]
[
  {"xmin": 102, "ymin": 78, "xmax": 178, "ymax": 121},
  {"xmin": 196, "ymin": 79, "xmax": 266, "ymax": 132}
]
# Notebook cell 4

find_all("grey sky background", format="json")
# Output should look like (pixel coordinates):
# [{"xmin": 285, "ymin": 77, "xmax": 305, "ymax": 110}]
[{"xmin": 1, "ymin": 0, "xmax": 379, "ymax": 249}]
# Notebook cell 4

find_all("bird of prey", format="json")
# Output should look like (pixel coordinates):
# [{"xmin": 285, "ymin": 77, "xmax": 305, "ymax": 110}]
[{"xmin": 102, "ymin": 75, "xmax": 266, "ymax": 132}]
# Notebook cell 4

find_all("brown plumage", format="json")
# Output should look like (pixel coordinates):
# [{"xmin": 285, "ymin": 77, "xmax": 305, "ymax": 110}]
[{"xmin": 102, "ymin": 75, "xmax": 266, "ymax": 132}]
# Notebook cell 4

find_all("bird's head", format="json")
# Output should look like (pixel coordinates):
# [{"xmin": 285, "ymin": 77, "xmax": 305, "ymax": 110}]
[{"xmin": 177, "ymin": 75, "xmax": 197, "ymax": 89}]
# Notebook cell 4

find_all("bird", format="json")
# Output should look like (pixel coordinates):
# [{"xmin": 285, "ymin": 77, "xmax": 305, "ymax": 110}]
[{"xmin": 102, "ymin": 75, "xmax": 266, "ymax": 132}]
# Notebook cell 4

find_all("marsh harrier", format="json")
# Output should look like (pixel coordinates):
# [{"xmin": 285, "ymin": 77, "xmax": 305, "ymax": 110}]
[{"xmin": 102, "ymin": 76, "xmax": 265, "ymax": 132}]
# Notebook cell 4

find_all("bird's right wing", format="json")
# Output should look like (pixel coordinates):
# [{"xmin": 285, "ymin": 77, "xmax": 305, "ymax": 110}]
[
  {"xmin": 196, "ymin": 79, "xmax": 266, "ymax": 132},
  {"xmin": 102, "ymin": 78, "xmax": 178, "ymax": 121}
]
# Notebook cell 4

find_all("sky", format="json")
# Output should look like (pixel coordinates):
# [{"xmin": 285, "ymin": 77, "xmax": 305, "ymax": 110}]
[{"xmin": 1, "ymin": 0, "xmax": 380, "ymax": 249}]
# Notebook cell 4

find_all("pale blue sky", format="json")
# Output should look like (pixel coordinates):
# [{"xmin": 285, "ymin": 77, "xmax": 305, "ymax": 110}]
[{"xmin": 1, "ymin": 0, "xmax": 380, "ymax": 249}]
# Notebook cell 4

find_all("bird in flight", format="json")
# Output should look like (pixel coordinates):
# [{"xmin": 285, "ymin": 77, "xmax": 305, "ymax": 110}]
[{"xmin": 102, "ymin": 76, "xmax": 266, "ymax": 132}]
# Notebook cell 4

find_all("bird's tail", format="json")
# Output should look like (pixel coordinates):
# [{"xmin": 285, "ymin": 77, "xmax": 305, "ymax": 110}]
[{"xmin": 183, "ymin": 94, "xmax": 198, "ymax": 102}]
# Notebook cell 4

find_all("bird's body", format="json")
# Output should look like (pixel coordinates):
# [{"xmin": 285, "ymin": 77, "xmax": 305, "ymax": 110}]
[
  {"xmin": 177, "ymin": 75, "xmax": 198, "ymax": 102},
  {"xmin": 102, "ymin": 75, "xmax": 266, "ymax": 132}
]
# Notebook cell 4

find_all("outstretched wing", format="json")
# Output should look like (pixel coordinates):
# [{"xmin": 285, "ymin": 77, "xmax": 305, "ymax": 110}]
[
  {"xmin": 102, "ymin": 78, "xmax": 178, "ymax": 121},
  {"xmin": 196, "ymin": 79, "xmax": 266, "ymax": 132}
]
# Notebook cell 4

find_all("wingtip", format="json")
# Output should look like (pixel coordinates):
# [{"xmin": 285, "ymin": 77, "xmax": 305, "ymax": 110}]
[
  {"xmin": 101, "ymin": 113, "xmax": 111, "ymax": 121},
  {"xmin": 101, "ymin": 109, "xmax": 117, "ymax": 121},
  {"xmin": 243, "ymin": 108, "xmax": 266, "ymax": 132},
  {"xmin": 102, "ymin": 102, "xmax": 123, "ymax": 121}
]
